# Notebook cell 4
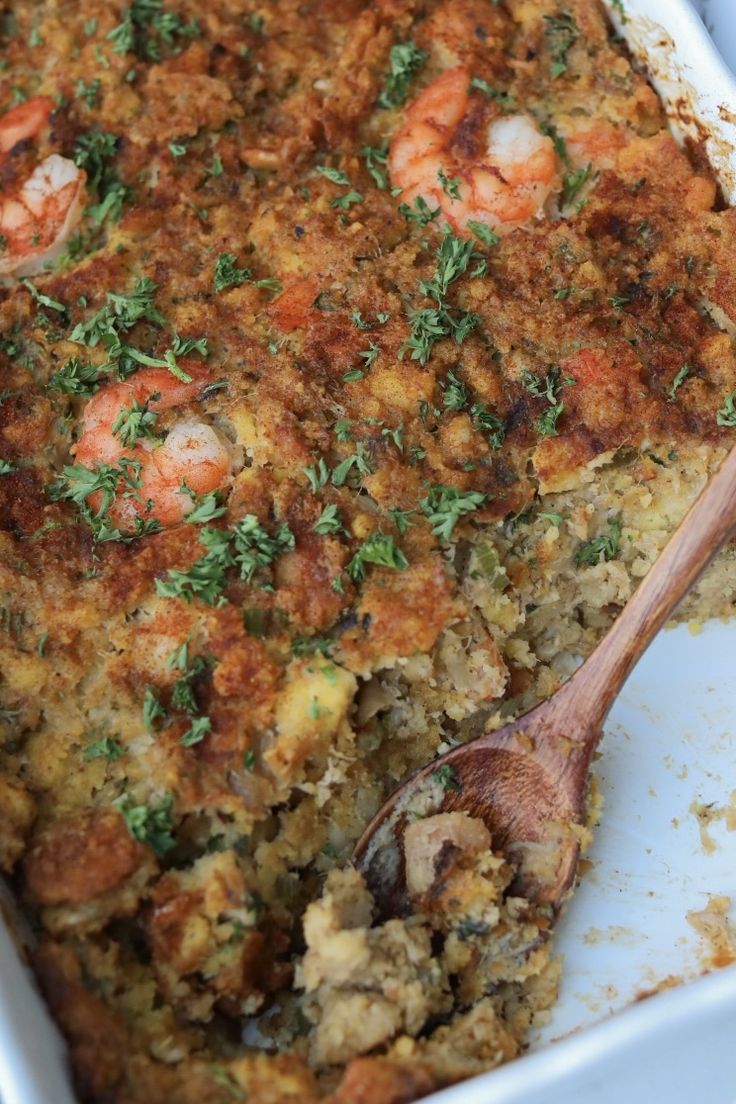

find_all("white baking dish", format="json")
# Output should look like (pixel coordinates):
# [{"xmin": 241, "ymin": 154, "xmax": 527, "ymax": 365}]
[{"xmin": 1, "ymin": 3, "xmax": 735, "ymax": 1103}]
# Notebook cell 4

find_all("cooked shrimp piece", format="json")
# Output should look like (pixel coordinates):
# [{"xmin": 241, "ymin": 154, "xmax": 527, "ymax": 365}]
[
  {"xmin": 0, "ymin": 96, "xmax": 53, "ymax": 154},
  {"xmin": 0, "ymin": 95, "xmax": 86, "ymax": 277},
  {"xmin": 74, "ymin": 366, "xmax": 234, "ymax": 528},
  {"xmin": 557, "ymin": 116, "xmax": 628, "ymax": 170},
  {"xmin": 389, "ymin": 67, "xmax": 558, "ymax": 236}
]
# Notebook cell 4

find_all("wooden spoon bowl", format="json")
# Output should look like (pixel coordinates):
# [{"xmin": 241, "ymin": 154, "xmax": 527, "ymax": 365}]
[{"xmin": 355, "ymin": 445, "xmax": 736, "ymax": 921}]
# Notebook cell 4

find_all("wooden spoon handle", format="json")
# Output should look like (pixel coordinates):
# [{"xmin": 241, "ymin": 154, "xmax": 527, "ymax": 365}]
[{"xmin": 563, "ymin": 444, "xmax": 736, "ymax": 733}]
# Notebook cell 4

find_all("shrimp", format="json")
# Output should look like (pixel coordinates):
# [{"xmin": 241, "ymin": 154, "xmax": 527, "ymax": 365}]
[
  {"xmin": 73, "ymin": 366, "xmax": 234, "ymax": 529},
  {"xmin": 389, "ymin": 67, "xmax": 558, "ymax": 237},
  {"xmin": 0, "ymin": 95, "xmax": 86, "ymax": 277}
]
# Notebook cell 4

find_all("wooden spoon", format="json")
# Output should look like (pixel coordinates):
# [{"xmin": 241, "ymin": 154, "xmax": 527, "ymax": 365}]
[{"xmin": 355, "ymin": 445, "xmax": 736, "ymax": 918}]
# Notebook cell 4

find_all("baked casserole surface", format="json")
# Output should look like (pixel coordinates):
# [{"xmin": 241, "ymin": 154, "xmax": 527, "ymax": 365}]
[{"xmin": 0, "ymin": 0, "xmax": 735, "ymax": 1101}]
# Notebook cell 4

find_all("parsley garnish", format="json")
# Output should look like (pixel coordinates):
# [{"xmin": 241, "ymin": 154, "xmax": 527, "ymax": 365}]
[
  {"xmin": 438, "ymin": 167, "xmax": 461, "ymax": 200},
  {"xmin": 183, "ymin": 489, "xmax": 227, "ymax": 524},
  {"xmin": 316, "ymin": 165, "xmax": 351, "ymax": 186},
  {"xmin": 313, "ymin": 504, "xmax": 344, "ymax": 535},
  {"xmin": 401, "ymin": 233, "xmax": 483, "ymax": 365},
  {"xmin": 111, "ymin": 394, "xmax": 160, "ymax": 446},
  {"xmin": 331, "ymin": 190, "xmax": 364, "ymax": 210},
  {"xmin": 107, "ymin": 0, "xmax": 199, "ymax": 60},
  {"xmin": 521, "ymin": 366, "xmax": 570, "ymax": 437},
  {"xmin": 0, "ymin": 459, "xmax": 16, "ymax": 475},
  {"xmin": 48, "ymin": 459, "xmax": 145, "ymax": 543},
  {"xmin": 213, "ymin": 252, "xmax": 250, "ymax": 290},
  {"xmin": 84, "ymin": 735, "xmax": 123, "ymax": 761},
  {"xmin": 576, "ymin": 516, "xmax": 622, "ymax": 566},
  {"xmin": 347, "ymin": 532, "xmax": 408, "ymax": 580},
  {"xmin": 143, "ymin": 687, "xmax": 166, "ymax": 731},
  {"xmin": 668, "ymin": 364, "xmax": 691, "ymax": 402},
  {"xmin": 420, "ymin": 484, "xmax": 487, "ymax": 541},
  {"xmin": 398, "ymin": 196, "xmax": 440, "ymax": 226},
  {"xmin": 361, "ymin": 144, "xmax": 389, "ymax": 190},
  {"xmin": 544, "ymin": 11, "xmax": 580, "ymax": 78},
  {"xmin": 466, "ymin": 220, "xmax": 500, "ymax": 248},
  {"xmin": 443, "ymin": 369, "xmax": 469, "ymax": 411},
  {"xmin": 119, "ymin": 792, "xmax": 176, "ymax": 855},
  {"xmin": 433, "ymin": 763, "xmax": 462, "ymax": 791},
  {"xmin": 468, "ymin": 76, "xmax": 511, "ymax": 104},
  {"xmin": 303, "ymin": 458, "xmax": 329, "ymax": 492},
  {"xmin": 76, "ymin": 77, "xmax": 101, "ymax": 108},
  {"xmin": 716, "ymin": 390, "xmax": 736, "ymax": 427},
  {"xmin": 48, "ymin": 357, "xmax": 100, "ymax": 396},
  {"xmin": 72, "ymin": 128, "xmax": 129, "ymax": 224},
  {"xmin": 232, "ymin": 515, "xmax": 295, "ymax": 583},
  {"xmin": 378, "ymin": 41, "xmax": 428, "ymax": 109},
  {"xmin": 562, "ymin": 163, "xmax": 592, "ymax": 209}
]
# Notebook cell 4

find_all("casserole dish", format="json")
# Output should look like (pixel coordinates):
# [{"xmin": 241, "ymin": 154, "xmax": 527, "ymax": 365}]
[{"xmin": 0, "ymin": 2, "xmax": 735, "ymax": 1103}]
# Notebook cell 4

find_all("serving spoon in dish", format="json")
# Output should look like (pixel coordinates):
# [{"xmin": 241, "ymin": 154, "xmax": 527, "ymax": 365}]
[{"xmin": 355, "ymin": 445, "xmax": 736, "ymax": 919}]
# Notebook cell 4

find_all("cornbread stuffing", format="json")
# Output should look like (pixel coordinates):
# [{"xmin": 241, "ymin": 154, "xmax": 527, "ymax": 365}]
[{"xmin": 0, "ymin": 0, "xmax": 735, "ymax": 1101}]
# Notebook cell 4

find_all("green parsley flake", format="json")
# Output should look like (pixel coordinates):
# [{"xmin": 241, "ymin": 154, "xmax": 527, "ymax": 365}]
[
  {"xmin": 716, "ymin": 389, "xmax": 736, "ymax": 427},
  {"xmin": 119, "ymin": 792, "xmax": 176, "ymax": 855},
  {"xmin": 544, "ymin": 11, "xmax": 580, "ymax": 79},
  {"xmin": 347, "ymin": 532, "xmax": 408, "ymax": 580},
  {"xmin": 420, "ymin": 484, "xmax": 487, "ymax": 541},
  {"xmin": 378, "ymin": 41, "xmax": 428, "ymax": 109},
  {"xmin": 668, "ymin": 364, "xmax": 691, "ymax": 402},
  {"xmin": 576, "ymin": 516, "xmax": 622, "ymax": 567}
]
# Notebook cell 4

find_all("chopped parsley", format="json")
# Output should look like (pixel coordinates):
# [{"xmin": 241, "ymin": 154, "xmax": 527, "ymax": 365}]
[
  {"xmin": 72, "ymin": 128, "xmax": 129, "ymax": 224},
  {"xmin": 378, "ymin": 41, "xmax": 428, "ymax": 109},
  {"xmin": 107, "ymin": 0, "xmax": 199, "ymax": 60},
  {"xmin": 443, "ymin": 369, "xmax": 469, "ymax": 411},
  {"xmin": 303, "ymin": 458, "xmax": 329, "ymax": 492},
  {"xmin": 48, "ymin": 357, "xmax": 100, "ymax": 396},
  {"xmin": 70, "ymin": 276, "xmax": 164, "ymax": 347},
  {"xmin": 466, "ymin": 219, "xmax": 500, "ymax": 248},
  {"xmin": 232, "ymin": 514, "xmax": 295, "ymax": 583},
  {"xmin": 398, "ymin": 196, "xmax": 441, "ymax": 227},
  {"xmin": 360, "ymin": 144, "xmax": 389, "ymax": 190},
  {"xmin": 183, "ymin": 489, "xmax": 227, "ymax": 524},
  {"xmin": 331, "ymin": 190, "xmax": 364, "ymax": 210},
  {"xmin": 156, "ymin": 516, "xmax": 295, "ymax": 604},
  {"xmin": 76, "ymin": 77, "xmax": 101, "ymax": 108},
  {"xmin": 716, "ymin": 389, "xmax": 736, "ymax": 427},
  {"xmin": 48, "ymin": 459, "xmax": 146, "ymax": 543},
  {"xmin": 433, "ymin": 763, "xmax": 462, "ymax": 791},
  {"xmin": 143, "ymin": 687, "xmax": 166, "ymax": 732},
  {"xmin": 313, "ymin": 504, "xmax": 344, "ymax": 535},
  {"xmin": 214, "ymin": 252, "xmax": 251, "ymax": 291},
  {"xmin": 84, "ymin": 735, "xmax": 123, "ymax": 761},
  {"xmin": 401, "ymin": 233, "xmax": 483, "ymax": 365},
  {"xmin": 561, "ymin": 163, "xmax": 592, "ymax": 209},
  {"xmin": 668, "ymin": 363, "xmax": 691, "ymax": 402},
  {"xmin": 316, "ymin": 165, "xmax": 351, "ymax": 186},
  {"xmin": 119, "ymin": 792, "xmax": 176, "ymax": 855},
  {"xmin": 468, "ymin": 76, "xmax": 511, "ymax": 104},
  {"xmin": 111, "ymin": 395, "xmax": 160, "ymax": 447},
  {"xmin": 346, "ymin": 532, "xmax": 408, "ymax": 580},
  {"xmin": 0, "ymin": 459, "xmax": 16, "ymax": 475},
  {"xmin": 180, "ymin": 714, "xmax": 211, "ymax": 747},
  {"xmin": 575, "ymin": 516, "xmax": 622, "ymax": 567},
  {"xmin": 438, "ymin": 167, "xmax": 461, "ymax": 200},
  {"xmin": 521, "ymin": 366, "xmax": 570, "ymax": 437},
  {"xmin": 420, "ymin": 484, "xmax": 487, "ymax": 541},
  {"xmin": 544, "ymin": 11, "xmax": 580, "ymax": 78}
]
